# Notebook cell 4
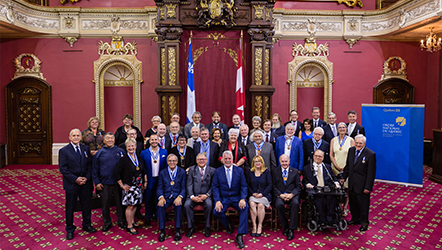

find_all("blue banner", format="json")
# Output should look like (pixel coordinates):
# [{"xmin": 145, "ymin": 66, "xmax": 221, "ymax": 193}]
[
  {"xmin": 362, "ymin": 104, "xmax": 425, "ymax": 187},
  {"xmin": 186, "ymin": 38, "xmax": 196, "ymax": 124}
]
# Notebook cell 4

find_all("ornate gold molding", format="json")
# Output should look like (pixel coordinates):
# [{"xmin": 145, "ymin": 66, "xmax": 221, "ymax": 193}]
[
  {"xmin": 255, "ymin": 96, "xmax": 263, "ymax": 117},
  {"xmin": 168, "ymin": 47, "xmax": 176, "ymax": 85},
  {"xmin": 254, "ymin": 5, "xmax": 265, "ymax": 20},
  {"xmin": 161, "ymin": 48, "xmax": 166, "ymax": 85},
  {"xmin": 380, "ymin": 56, "xmax": 407, "ymax": 81},
  {"xmin": 13, "ymin": 54, "xmax": 45, "ymax": 80},
  {"xmin": 254, "ymin": 48, "xmax": 263, "ymax": 85}
]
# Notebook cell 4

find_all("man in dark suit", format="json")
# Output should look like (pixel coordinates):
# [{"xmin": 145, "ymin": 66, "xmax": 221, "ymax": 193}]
[
  {"xmin": 140, "ymin": 133, "xmax": 168, "ymax": 225},
  {"xmin": 323, "ymin": 112, "xmax": 338, "ymax": 143},
  {"xmin": 169, "ymin": 121, "xmax": 183, "ymax": 148},
  {"xmin": 303, "ymin": 127, "xmax": 330, "ymax": 167},
  {"xmin": 154, "ymin": 123, "xmax": 172, "ymax": 152},
  {"xmin": 245, "ymin": 130, "xmax": 276, "ymax": 171},
  {"xmin": 312, "ymin": 107, "xmax": 326, "ymax": 128},
  {"xmin": 228, "ymin": 114, "xmax": 242, "ymax": 131},
  {"xmin": 263, "ymin": 119, "xmax": 278, "ymax": 145},
  {"xmin": 193, "ymin": 127, "xmax": 219, "ymax": 168},
  {"xmin": 284, "ymin": 110, "xmax": 303, "ymax": 136},
  {"xmin": 166, "ymin": 112, "xmax": 184, "ymax": 134},
  {"xmin": 213, "ymin": 151, "xmax": 248, "ymax": 248},
  {"xmin": 184, "ymin": 153, "xmax": 215, "ymax": 237},
  {"xmin": 157, "ymin": 154, "xmax": 187, "ymax": 242},
  {"xmin": 275, "ymin": 124, "xmax": 304, "ymax": 173},
  {"xmin": 303, "ymin": 149, "xmax": 341, "ymax": 227},
  {"xmin": 341, "ymin": 135, "xmax": 376, "ymax": 231},
  {"xmin": 272, "ymin": 154, "xmax": 302, "ymax": 240},
  {"xmin": 59, "ymin": 129, "xmax": 97, "ymax": 240},
  {"xmin": 118, "ymin": 128, "xmax": 144, "ymax": 155},
  {"xmin": 184, "ymin": 111, "xmax": 205, "ymax": 139},
  {"xmin": 346, "ymin": 110, "xmax": 365, "ymax": 139},
  {"xmin": 206, "ymin": 111, "xmax": 229, "ymax": 140},
  {"xmin": 239, "ymin": 124, "xmax": 252, "ymax": 146}
]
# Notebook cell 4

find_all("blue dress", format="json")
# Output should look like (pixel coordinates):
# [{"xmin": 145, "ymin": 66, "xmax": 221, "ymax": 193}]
[{"xmin": 301, "ymin": 131, "xmax": 313, "ymax": 142}]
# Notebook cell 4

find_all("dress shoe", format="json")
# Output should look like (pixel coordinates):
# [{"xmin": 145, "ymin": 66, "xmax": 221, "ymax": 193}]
[
  {"xmin": 204, "ymin": 227, "xmax": 211, "ymax": 237},
  {"xmin": 82, "ymin": 226, "xmax": 97, "ymax": 233},
  {"xmin": 102, "ymin": 224, "xmax": 112, "ymax": 232},
  {"xmin": 174, "ymin": 230, "xmax": 181, "ymax": 241},
  {"xmin": 235, "ymin": 234, "xmax": 245, "ymax": 249},
  {"xmin": 66, "ymin": 232, "xmax": 74, "ymax": 240},
  {"xmin": 158, "ymin": 231, "xmax": 166, "ymax": 242},
  {"xmin": 118, "ymin": 222, "xmax": 127, "ymax": 229},
  {"xmin": 133, "ymin": 222, "xmax": 142, "ymax": 228},
  {"xmin": 186, "ymin": 228, "xmax": 195, "ymax": 238},
  {"xmin": 347, "ymin": 220, "xmax": 360, "ymax": 225},
  {"xmin": 282, "ymin": 227, "xmax": 289, "ymax": 236},
  {"xmin": 126, "ymin": 227, "xmax": 139, "ymax": 235},
  {"xmin": 287, "ymin": 230, "xmax": 294, "ymax": 241},
  {"xmin": 359, "ymin": 224, "xmax": 368, "ymax": 231},
  {"xmin": 250, "ymin": 232, "xmax": 256, "ymax": 237},
  {"xmin": 226, "ymin": 223, "xmax": 233, "ymax": 235}
]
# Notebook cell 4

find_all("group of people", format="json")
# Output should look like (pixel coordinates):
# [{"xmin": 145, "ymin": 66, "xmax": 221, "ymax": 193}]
[{"xmin": 58, "ymin": 107, "xmax": 376, "ymax": 249}]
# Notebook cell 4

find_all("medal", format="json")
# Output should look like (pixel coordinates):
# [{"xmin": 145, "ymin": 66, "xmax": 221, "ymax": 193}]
[
  {"xmin": 168, "ymin": 167, "xmax": 177, "ymax": 186},
  {"xmin": 170, "ymin": 181, "xmax": 175, "ymax": 185},
  {"xmin": 339, "ymin": 147, "xmax": 342, "ymax": 151},
  {"xmin": 181, "ymin": 156, "xmax": 185, "ymax": 160},
  {"xmin": 154, "ymin": 160, "xmax": 157, "ymax": 163},
  {"xmin": 254, "ymin": 142, "xmax": 264, "ymax": 156},
  {"xmin": 136, "ymin": 167, "xmax": 140, "ymax": 171},
  {"xmin": 285, "ymin": 136, "xmax": 292, "ymax": 151},
  {"xmin": 257, "ymin": 150, "xmax": 261, "ymax": 155},
  {"xmin": 150, "ymin": 147, "xmax": 159, "ymax": 165},
  {"xmin": 128, "ymin": 152, "xmax": 139, "ymax": 169},
  {"xmin": 288, "ymin": 146, "xmax": 291, "ymax": 150},
  {"xmin": 338, "ymin": 135, "xmax": 347, "ymax": 152},
  {"xmin": 283, "ymin": 177, "xmax": 287, "ymax": 181},
  {"xmin": 178, "ymin": 147, "xmax": 187, "ymax": 161}
]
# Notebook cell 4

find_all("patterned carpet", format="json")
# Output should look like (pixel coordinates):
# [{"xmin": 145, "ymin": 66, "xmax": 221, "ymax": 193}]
[{"xmin": 0, "ymin": 165, "xmax": 441, "ymax": 250}]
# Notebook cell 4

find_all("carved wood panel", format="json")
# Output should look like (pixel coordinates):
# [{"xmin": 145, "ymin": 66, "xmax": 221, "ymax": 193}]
[{"xmin": 373, "ymin": 78, "xmax": 415, "ymax": 104}]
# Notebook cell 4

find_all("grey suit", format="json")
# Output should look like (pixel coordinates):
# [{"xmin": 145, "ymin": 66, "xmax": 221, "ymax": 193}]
[
  {"xmin": 245, "ymin": 142, "xmax": 277, "ymax": 171},
  {"xmin": 184, "ymin": 122, "xmax": 205, "ymax": 139},
  {"xmin": 184, "ymin": 165, "xmax": 215, "ymax": 229}
]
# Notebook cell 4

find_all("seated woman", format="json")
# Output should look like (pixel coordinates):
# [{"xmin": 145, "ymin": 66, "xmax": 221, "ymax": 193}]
[
  {"xmin": 170, "ymin": 134, "xmax": 196, "ymax": 172},
  {"xmin": 218, "ymin": 128, "xmax": 247, "ymax": 169},
  {"xmin": 114, "ymin": 114, "xmax": 144, "ymax": 146},
  {"xmin": 298, "ymin": 118, "xmax": 313, "ymax": 142},
  {"xmin": 246, "ymin": 155, "xmax": 272, "ymax": 237},
  {"xmin": 81, "ymin": 116, "xmax": 105, "ymax": 156},
  {"xmin": 211, "ymin": 128, "xmax": 225, "ymax": 148}
]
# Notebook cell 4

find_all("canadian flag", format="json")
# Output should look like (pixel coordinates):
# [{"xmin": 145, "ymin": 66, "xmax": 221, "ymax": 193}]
[{"xmin": 235, "ymin": 39, "xmax": 245, "ymax": 124}]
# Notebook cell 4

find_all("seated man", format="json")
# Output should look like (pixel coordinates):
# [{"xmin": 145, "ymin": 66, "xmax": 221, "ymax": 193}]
[
  {"xmin": 212, "ymin": 151, "xmax": 248, "ymax": 249},
  {"xmin": 303, "ymin": 149, "xmax": 341, "ymax": 227},
  {"xmin": 156, "ymin": 154, "xmax": 186, "ymax": 242},
  {"xmin": 184, "ymin": 153, "xmax": 215, "ymax": 237},
  {"xmin": 272, "ymin": 154, "xmax": 301, "ymax": 241}
]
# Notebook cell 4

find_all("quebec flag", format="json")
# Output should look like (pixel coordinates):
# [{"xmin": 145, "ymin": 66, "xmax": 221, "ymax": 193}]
[{"xmin": 186, "ymin": 38, "xmax": 196, "ymax": 124}]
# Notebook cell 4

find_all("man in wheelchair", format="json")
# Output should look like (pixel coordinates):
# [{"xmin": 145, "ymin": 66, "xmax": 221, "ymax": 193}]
[{"xmin": 303, "ymin": 149, "xmax": 344, "ymax": 230}]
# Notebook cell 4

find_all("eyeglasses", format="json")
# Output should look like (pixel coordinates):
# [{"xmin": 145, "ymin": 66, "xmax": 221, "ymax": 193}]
[{"xmin": 168, "ymin": 160, "xmax": 178, "ymax": 162}]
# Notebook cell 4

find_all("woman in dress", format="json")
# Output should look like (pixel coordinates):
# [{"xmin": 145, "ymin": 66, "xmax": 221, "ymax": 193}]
[
  {"xmin": 298, "ymin": 118, "xmax": 314, "ymax": 142},
  {"xmin": 330, "ymin": 122, "xmax": 355, "ymax": 216},
  {"xmin": 114, "ymin": 138, "xmax": 147, "ymax": 235},
  {"xmin": 246, "ymin": 155, "xmax": 272, "ymax": 237},
  {"xmin": 211, "ymin": 128, "xmax": 225, "ymax": 147},
  {"xmin": 170, "ymin": 134, "xmax": 196, "ymax": 172},
  {"xmin": 218, "ymin": 128, "xmax": 247, "ymax": 169},
  {"xmin": 114, "ymin": 114, "xmax": 144, "ymax": 146},
  {"xmin": 81, "ymin": 116, "xmax": 105, "ymax": 156}
]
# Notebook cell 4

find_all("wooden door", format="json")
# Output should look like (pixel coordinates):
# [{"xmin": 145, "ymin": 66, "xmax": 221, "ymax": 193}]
[
  {"xmin": 6, "ymin": 76, "xmax": 52, "ymax": 164},
  {"xmin": 373, "ymin": 78, "xmax": 415, "ymax": 104}
]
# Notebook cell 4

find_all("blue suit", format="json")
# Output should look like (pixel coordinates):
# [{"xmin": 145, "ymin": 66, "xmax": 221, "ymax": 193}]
[
  {"xmin": 140, "ymin": 147, "xmax": 168, "ymax": 220},
  {"xmin": 275, "ymin": 135, "xmax": 304, "ymax": 171},
  {"xmin": 212, "ymin": 165, "xmax": 249, "ymax": 234},
  {"xmin": 156, "ymin": 167, "xmax": 186, "ymax": 230},
  {"xmin": 58, "ymin": 143, "xmax": 93, "ymax": 233}
]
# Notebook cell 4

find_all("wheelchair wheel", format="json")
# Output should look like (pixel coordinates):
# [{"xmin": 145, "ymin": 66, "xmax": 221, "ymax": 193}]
[
  {"xmin": 307, "ymin": 220, "xmax": 318, "ymax": 232},
  {"xmin": 338, "ymin": 218, "xmax": 347, "ymax": 231}
]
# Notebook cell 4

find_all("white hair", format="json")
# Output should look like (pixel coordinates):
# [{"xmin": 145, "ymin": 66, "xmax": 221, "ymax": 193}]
[
  {"xmin": 69, "ymin": 128, "xmax": 81, "ymax": 136},
  {"xmin": 355, "ymin": 134, "xmax": 366, "ymax": 143},
  {"xmin": 313, "ymin": 127, "xmax": 324, "ymax": 135},
  {"xmin": 228, "ymin": 128, "xmax": 239, "ymax": 137},
  {"xmin": 152, "ymin": 116, "xmax": 162, "ymax": 122},
  {"xmin": 222, "ymin": 150, "xmax": 233, "ymax": 158}
]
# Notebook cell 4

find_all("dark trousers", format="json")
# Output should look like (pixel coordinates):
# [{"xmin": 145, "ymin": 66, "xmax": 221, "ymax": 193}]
[
  {"xmin": 212, "ymin": 199, "xmax": 249, "ymax": 234},
  {"xmin": 145, "ymin": 177, "xmax": 158, "ymax": 220},
  {"xmin": 314, "ymin": 194, "xmax": 337, "ymax": 224},
  {"xmin": 65, "ymin": 184, "xmax": 92, "ymax": 233},
  {"xmin": 349, "ymin": 190, "xmax": 370, "ymax": 225},
  {"xmin": 274, "ymin": 195, "xmax": 299, "ymax": 230},
  {"xmin": 157, "ymin": 198, "xmax": 183, "ymax": 230},
  {"xmin": 99, "ymin": 184, "xmax": 124, "ymax": 226},
  {"xmin": 184, "ymin": 198, "xmax": 213, "ymax": 228}
]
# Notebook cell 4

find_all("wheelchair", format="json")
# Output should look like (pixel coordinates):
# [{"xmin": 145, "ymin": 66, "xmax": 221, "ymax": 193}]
[{"xmin": 305, "ymin": 185, "xmax": 348, "ymax": 232}]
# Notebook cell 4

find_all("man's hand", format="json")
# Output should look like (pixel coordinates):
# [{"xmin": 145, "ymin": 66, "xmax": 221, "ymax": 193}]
[
  {"xmin": 174, "ymin": 196, "xmax": 182, "ymax": 206},
  {"xmin": 285, "ymin": 193, "xmax": 294, "ymax": 201},
  {"xmin": 215, "ymin": 201, "xmax": 223, "ymax": 213},
  {"xmin": 339, "ymin": 179, "xmax": 345, "ymax": 185},
  {"xmin": 239, "ymin": 199, "xmax": 246, "ymax": 209},
  {"xmin": 191, "ymin": 196, "xmax": 201, "ymax": 203},
  {"xmin": 279, "ymin": 194, "xmax": 287, "ymax": 200},
  {"xmin": 95, "ymin": 183, "xmax": 103, "ymax": 190},
  {"xmin": 363, "ymin": 189, "xmax": 370, "ymax": 194},
  {"xmin": 199, "ymin": 194, "xmax": 208, "ymax": 201},
  {"xmin": 75, "ymin": 177, "xmax": 86, "ymax": 185},
  {"xmin": 306, "ymin": 183, "xmax": 314, "ymax": 189},
  {"xmin": 158, "ymin": 197, "xmax": 166, "ymax": 207}
]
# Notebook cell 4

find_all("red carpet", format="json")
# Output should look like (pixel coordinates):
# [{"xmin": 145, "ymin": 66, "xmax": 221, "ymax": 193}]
[{"xmin": 1, "ymin": 165, "xmax": 441, "ymax": 249}]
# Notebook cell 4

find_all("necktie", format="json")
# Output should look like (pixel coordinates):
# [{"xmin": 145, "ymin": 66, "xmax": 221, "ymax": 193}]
[
  {"xmin": 266, "ymin": 134, "xmax": 269, "ymax": 143},
  {"xmin": 173, "ymin": 135, "xmax": 176, "ymax": 146},
  {"xmin": 226, "ymin": 168, "xmax": 231, "ymax": 188},
  {"xmin": 332, "ymin": 125, "xmax": 336, "ymax": 136},
  {"xmin": 160, "ymin": 137, "xmax": 164, "ymax": 147},
  {"xmin": 317, "ymin": 165, "xmax": 324, "ymax": 187},
  {"xmin": 76, "ymin": 146, "xmax": 81, "ymax": 160},
  {"xmin": 242, "ymin": 138, "xmax": 246, "ymax": 145},
  {"xmin": 200, "ymin": 168, "xmax": 204, "ymax": 181},
  {"xmin": 283, "ymin": 169, "xmax": 287, "ymax": 185},
  {"xmin": 354, "ymin": 150, "xmax": 361, "ymax": 164},
  {"xmin": 315, "ymin": 121, "xmax": 318, "ymax": 128}
]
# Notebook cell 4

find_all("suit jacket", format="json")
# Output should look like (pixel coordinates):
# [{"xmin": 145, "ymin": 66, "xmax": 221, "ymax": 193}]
[
  {"xmin": 186, "ymin": 165, "xmax": 215, "ymax": 198},
  {"xmin": 323, "ymin": 124, "xmax": 337, "ymax": 143},
  {"xmin": 169, "ymin": 146, "xmax": 196, "ymax": 169},
  {"xmin": 303, "ymin": 163, "xmax": 338, "ymax": 187},
  {"xmin": 157, "ymin": 167, "xmax": 187, "ymax": 199},
  {"xmin": 284, "ymin": 120, "xmax": 303, "ymax": 136},
  {"xmin": 342, "ymin": 147, "xmax": 376, "ymax": 194},
  {"xmin": 245, "ymin": 142, "xmax": 276, "ymax": 171},
  {"xmin": 184, "ymin": 122, "xmax": 205, "ymax": 139},
  {"xmin": 245, "ymin": 169, "xmax": 272, "ymax": 201},
  {"xmin": 238, "ymin": 135, "xmax": 252, "ymax": 146},
  {"xmin": 312, "ymin": 119, "xmax": 326, "ymax": 128},
  {"xmin": 206, "ymin": 122, "xmax": 229, "ymax": 140},
  {"xmin": 272, "ymin": 126, "xmax": 286, "ymax": 138},
  {"xmin": 346, "ymin": 123, "xmax": 366, "ymax": 139},
  {"xmin": 275, "ymin": 135, "xmax": 304, "ymax": 171},
  {"xmin": 113, "ymin": 153, "xmax": 146, "ymax": 186},
  {"xmin": 272, "ymin": 167, "xmax": 301, "ymax": 197},
  {"xmin": 262, "ymin": 131, "xmax": 278, "ymax": 145},
  {"xmin": 228, "ymin": 125, "xmax": 241, "ymax": 131},
  {"xmin": 193, "ymin": 140, "xmax": 219, "ymax": 168},
  {"xmin": 212, "ymin": 165, "xmax": 248, "ymax": 203},
  {"xmin": 140, "ymin": 147, "xmax": 168, "ymax": 190},
  {"xmin": 59, "ymin": 143, "xmax": 93, "ymax": 192},
  {"xmin": 303, "ymin": 139, "xmax": 330, "ymax": 167}
]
